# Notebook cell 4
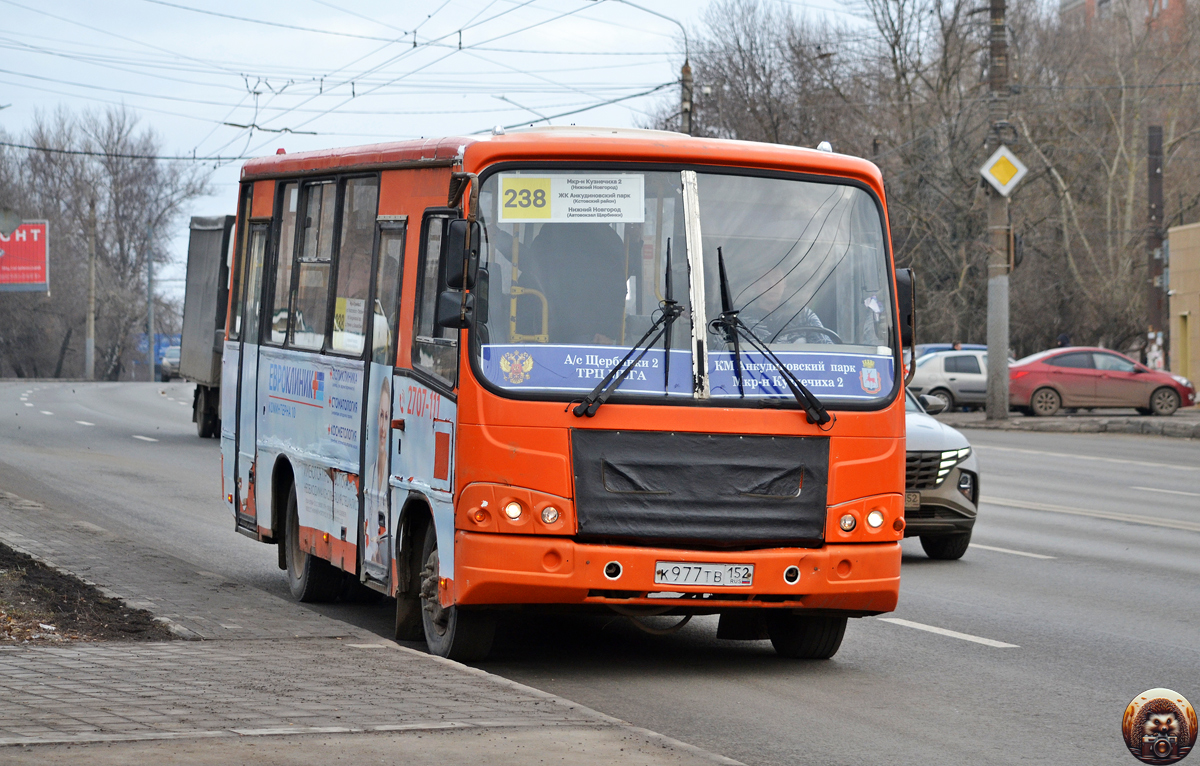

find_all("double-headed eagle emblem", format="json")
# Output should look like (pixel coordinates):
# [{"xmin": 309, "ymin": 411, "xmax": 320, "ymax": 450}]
[{"xmin": 499, "ymin": 351, "xmax": 534, "ymax": 384}]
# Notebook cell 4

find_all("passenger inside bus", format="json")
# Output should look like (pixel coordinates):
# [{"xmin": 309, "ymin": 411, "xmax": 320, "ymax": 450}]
[{"xmin": 739, "ymin": 273, "xmax": 834, "ymax": 345}]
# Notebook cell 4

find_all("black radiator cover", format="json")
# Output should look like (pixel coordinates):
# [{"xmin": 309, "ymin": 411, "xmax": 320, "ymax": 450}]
[{"xmin": 570, "ymin": 429, "xmax": 829, "ymax": 547}]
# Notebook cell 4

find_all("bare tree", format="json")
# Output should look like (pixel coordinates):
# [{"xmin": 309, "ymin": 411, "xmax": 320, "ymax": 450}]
[{"xmin": 0, "ymin": 107, "xmax": 208, "ymax": 379}]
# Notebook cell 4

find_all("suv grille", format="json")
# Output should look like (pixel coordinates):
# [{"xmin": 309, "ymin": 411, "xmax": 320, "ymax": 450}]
[
  {"xmin": 906, "ymin": 447, "xmax": 970, "ymax": 490},
  {"xmin": 906, "ymin": 451, "xmax": 943, "ymax": 489}
]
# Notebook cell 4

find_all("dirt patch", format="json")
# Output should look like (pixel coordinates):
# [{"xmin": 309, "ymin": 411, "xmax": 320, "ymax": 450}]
[{"xmin": 0, "ymin": 542, "xmax": 175, "ymax": 642}]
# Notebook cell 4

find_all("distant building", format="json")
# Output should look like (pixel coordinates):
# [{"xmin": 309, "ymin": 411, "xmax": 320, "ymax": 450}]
[
  {"xmin": 1166, "ymin": 222, "xmax": 1199, "ymax": 385},
  {"xmin": 1061, "ymin": 0, "xmax": 1185, "ymax": 35}
]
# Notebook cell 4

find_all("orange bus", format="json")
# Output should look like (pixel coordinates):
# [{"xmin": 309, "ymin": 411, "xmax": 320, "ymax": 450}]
[{"xmin": 221, "ymin": 127, "xmax": 914, "ymax": 660}]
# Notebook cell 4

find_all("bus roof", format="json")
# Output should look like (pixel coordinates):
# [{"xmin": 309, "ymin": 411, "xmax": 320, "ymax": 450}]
[{"xmin": 239, "ymin": 128, "xmax": 884, "ymax": 191}]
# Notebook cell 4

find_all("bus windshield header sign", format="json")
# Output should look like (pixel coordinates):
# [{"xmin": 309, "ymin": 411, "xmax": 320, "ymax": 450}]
[{"xmin": 498, "ymin": 173, "xmax": 644, "ymax": 223}]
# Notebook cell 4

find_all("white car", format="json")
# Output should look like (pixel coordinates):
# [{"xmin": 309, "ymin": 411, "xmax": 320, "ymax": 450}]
[
  {"xmin": 904, "ymin": 390, "xmax": 979, "ymax": 560},
  {"xmin": 909, "ymin": 349, "xmax": 989, "ymax": 409}
]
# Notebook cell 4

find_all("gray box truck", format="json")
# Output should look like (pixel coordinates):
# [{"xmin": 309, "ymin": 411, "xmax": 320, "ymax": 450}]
[{"xmin": 180, "ymin": 215, "xmax": 233, "ymax": 438}]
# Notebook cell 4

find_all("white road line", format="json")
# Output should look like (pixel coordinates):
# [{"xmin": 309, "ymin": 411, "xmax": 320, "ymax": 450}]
[
  {"xmin": 131, "ymin": 435, "xmax": 159, "ymax": 442},
  {"xmin": 22, "ymin": 402, "xmax": 32, "ymax": 407},
  {"xmin": 39, "ymin": 411, "xmax": 53, "ymax": 415},
  {"xmin": 1131, "ymin": 486, "xmax": 1200, "ymax": 498},
  {"xmin": 878, "ymin": 617, "xmax": 1019, "ymax": 648},
  {"xmin": 984, "ymin": 497, "xmax": 1200, "ymax": 533},
  {"xmin": 975, "ymin": 444, "xmax": 1196, "ymax": 472},
  {"xmin": 75, "ymin": 421, "xmax": 95, "ymax": 426},
  {"xmin": 970, "ymin": 543, "xmax": 1056, "ymax": 559}
]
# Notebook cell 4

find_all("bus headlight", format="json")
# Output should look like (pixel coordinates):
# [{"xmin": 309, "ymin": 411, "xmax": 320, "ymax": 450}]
[
  {"xmin": 540, "ymin": 506, "xmax": 560, "ymax": 524},
  {"xmin": 839, "ymin": 514, "xmax": 856, "ymax": 532},
  {"xmin": 504, "ymin": 501, "xmax": 523, "ymax": 520},
  {"xmin": 866, "ymin": 510, "xmax": 884, "ymax": 528}
]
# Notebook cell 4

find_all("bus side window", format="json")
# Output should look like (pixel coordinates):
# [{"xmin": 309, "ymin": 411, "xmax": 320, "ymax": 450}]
[
  {"xmin": 290, "ymin": 181, "xmax": 336, "ymax": 350},
  {"xmin": 331, "ymin": 176, "xmax": 380, "ymax": 356},
  {"xmin": 372, "ymin": 221, "xmax": 406, "ymax": 365},
  {"xmin": 267, "ymin": 182, "xmax": 299, "ymax": 345},
  {"xmin": 412, "ymin": 213, "xmax": 458, "ymax": 385},
  {"xmin": 227, "ymin": 183, "xmax": 253, "ymax": 341}
]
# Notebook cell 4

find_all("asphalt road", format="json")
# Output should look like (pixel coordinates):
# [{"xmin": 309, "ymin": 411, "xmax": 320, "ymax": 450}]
[{"xmin": 2, "ymin": 381, "xmax": 1198, "ymax": 765}]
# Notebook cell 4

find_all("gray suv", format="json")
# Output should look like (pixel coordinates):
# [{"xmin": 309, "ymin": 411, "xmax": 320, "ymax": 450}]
[{"xmin": 904, "ymin": 390, "xmax": 979, "ymax": 559}]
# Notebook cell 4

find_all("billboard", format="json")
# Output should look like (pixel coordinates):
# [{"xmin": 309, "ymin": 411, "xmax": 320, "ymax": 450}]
[{"xmin": 0, "ymin": 221, "xmax": 49, "ymax": 293}]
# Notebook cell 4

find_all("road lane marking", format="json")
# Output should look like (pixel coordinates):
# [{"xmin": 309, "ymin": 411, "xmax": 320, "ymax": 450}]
[
  {"xmin": 39, "ymin": 411, "xmax": 52, "ymax": 415},
  {"xmin": 22, "ymin": 403, "xmax": 32, "ymax": 407},
  {"xmin": 1131, "ymin": 486, "xmax": 1200, "ymax": 498},
  {"xmin": 971, "ymin": 543, "xmax": 1055, "ymax": 559},
  {"xmin": 878, "ymin": 617, "xmax": 1018, "ymax": 648},
  {"xmin": 131, "ymin": 435, "xmax": 159, "ymax": 442},
  {"xmin": 985, "ymin": 497, "xmax": 1200, "ymax": 533},
  {"xmin": 75, "ymin": 421, "xmax": 94, "ymax": 426},
  {"xmin": 975, "ymin": 444, "xmax": 1196, "ymax": 472}
]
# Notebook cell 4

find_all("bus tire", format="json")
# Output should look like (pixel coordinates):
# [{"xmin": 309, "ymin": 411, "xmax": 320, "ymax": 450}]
[
  {"xmin": 419, "ymin": 524, "xmax": 494, "ymax": 661},
  {"xmin": 194, "ymin": 386, "xmax": 219, "ymax": 438},
  {"xmin": 920, "ymin": 531, "xmax": 972, "ymax": 560},
  {"xmin": 284, "ymin": 483, "xmax": 341, "ymax": 603},
  {"xmin": 766, "ymin": 613, "xmax": 847, "ymax": 659}
]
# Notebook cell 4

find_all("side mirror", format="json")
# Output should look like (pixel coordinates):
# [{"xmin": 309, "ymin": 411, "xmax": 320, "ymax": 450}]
[
  {"xmin": 435, "ymin": 290, "xmax": 475, "ymax": 329},
  {"xmin": 919, "ymin": 393, "xmax": 947, "ymax": 415},
  {"xmin": 444, "ymin": 219, "xmax": 481, "ymax": 290},
  {"xmin": 895, "ymin": 267, "xmax": 915, "ymax": 348}
]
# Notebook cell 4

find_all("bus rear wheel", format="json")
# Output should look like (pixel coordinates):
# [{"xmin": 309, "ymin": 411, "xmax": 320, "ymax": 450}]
[
  {"xmin": 765, "ymin": 613, "xmax": 847, "ymax": 659},
  {"xmin": 284, "ymin": 483, "xmax": 342, "ymax": 602},
  {"xmin": 419, "ymin": 524, "xmax": 494, "ymax": 661}
]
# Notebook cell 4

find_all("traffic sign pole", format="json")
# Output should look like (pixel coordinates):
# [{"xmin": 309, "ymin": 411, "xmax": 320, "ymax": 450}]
[{"xmin": 985, "ymin": 0, "xmax": 1011, "ymax": 421}]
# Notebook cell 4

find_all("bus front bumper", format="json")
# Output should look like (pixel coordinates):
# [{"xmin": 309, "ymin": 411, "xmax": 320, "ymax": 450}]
[{"xmin": 452, "ymin": 531, "xmax": 900, "ymax": 614}]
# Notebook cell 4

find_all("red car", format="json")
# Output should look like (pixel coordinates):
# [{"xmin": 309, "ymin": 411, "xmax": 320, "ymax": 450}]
[{"xmin": 1009, "ymin": 347, "xmax": 1196, "ymax": 417}]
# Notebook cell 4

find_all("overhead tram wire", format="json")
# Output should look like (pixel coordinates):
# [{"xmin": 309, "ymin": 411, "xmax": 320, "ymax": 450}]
[
  {"xmin": 239, "ymin": 1, "xmax": 615, "ymax": 156},
  {"xmin": 0, "ymin": 0, "xmax": 242, "ymax": 76},
  {"xmin": 223, "ymin": 0, "xmax": 550, "ymax": 148}
]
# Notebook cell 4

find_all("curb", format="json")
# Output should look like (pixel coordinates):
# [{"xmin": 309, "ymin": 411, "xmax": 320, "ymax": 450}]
[
  {"xmin": 937, "ymin": 416, "xmax": 1200, "ymax": 439},
  {"xmin": 388, "ymin": 641, "xmax": 748, "ymax": 766}
]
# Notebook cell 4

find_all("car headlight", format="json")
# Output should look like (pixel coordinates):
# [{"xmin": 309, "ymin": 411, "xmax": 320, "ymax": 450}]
[
  {"xmin": 938, "ymin": 447, "xmax": 971, "ymax": 483},
  {"xmin": 1170, "ymin": 374, "xmax": 1193, "ymax": 388}
]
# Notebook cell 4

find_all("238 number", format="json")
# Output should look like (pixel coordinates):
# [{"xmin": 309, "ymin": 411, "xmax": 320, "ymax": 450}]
[{"xmin": 504, "ymin": 188, "xmax": 546, "ymax": 209}]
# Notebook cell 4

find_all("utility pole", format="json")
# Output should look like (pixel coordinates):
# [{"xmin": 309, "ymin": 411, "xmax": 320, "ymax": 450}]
[
  {"xmin": 680, "ymin": 59, "xmax": 693, "ymax": 136},
  {"xmin": 146, "ymin": 239, "xmax": 155, "ymax": 382},
  {"xmin": 85, "ymin": 204, "xmax": 96, "ymax": 380},
  {"xmin": 1147, "ymin": 125, "xmax": 1167, "ymax": 370},
  {"xmin": 985, "ymin": 0, "xmax": 1011, "ymax": 420}
]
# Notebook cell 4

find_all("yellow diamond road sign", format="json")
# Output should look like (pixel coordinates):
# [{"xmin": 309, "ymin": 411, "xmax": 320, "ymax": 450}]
[{"xmin": 980, "ymin": 145, "xmax": 1027, "ymax": 197}]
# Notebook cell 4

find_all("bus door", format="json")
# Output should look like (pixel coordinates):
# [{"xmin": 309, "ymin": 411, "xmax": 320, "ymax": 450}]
[
  {"xmin": 359, "ymin": 217, "xmax": 407, "ymax": 582},
  {"xmin": 234, "ymin": 222, "xmax": 269, "ymax": 531},
  {"xmin": 392, "ymin": 209, "xmax": 460, "ymax": 575}
]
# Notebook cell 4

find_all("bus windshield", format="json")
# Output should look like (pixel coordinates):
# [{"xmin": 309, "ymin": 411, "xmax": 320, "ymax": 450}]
[{"xmin": 475, "ymin": 168, "xmax": 895, "ymax": 405}]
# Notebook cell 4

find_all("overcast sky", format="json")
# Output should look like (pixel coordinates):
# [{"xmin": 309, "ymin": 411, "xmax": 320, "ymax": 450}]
[{"xmin": 1, "ymin": 0, "xmax": 860, "ymax": 298}]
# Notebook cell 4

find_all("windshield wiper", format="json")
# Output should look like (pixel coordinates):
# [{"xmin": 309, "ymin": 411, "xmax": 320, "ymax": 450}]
[
  {"xmin": 709, "ymin": 247, "xmax": 832, "ymax": 426},
  {"xmin": 573, "ymin": 240, "xmax": 683, "ymax": 418}
]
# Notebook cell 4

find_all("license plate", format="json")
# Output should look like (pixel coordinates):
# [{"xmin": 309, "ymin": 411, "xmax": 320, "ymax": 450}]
[
  {"xmin": 654, "ymin": 562, "xmax": 754, "ymax": 587},
  {"xmin": 905, "ymin": 491, "xmax": 921, "ymax": 510}
]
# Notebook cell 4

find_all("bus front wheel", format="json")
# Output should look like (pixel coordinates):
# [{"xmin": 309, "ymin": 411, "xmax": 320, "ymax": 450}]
[
  {"xmin": 766, "ymin": 613, "xmax": 847, "ymax": 659},
  {"xmin": 284, "ymin": 483, "xmax": 342, "ymax": 603},
  {"xmin": 419, "ymin": 524, "xmax": 494, "ymax": 661}
]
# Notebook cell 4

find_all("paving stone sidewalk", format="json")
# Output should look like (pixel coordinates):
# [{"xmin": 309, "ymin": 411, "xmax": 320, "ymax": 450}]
[
  {"xmin": 0, "ymin": 490, "xmax": 742, "ymax": 764},
  {"xmin": 0, "ymin": 490, "xmax": 348, "ymax": 640}
]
